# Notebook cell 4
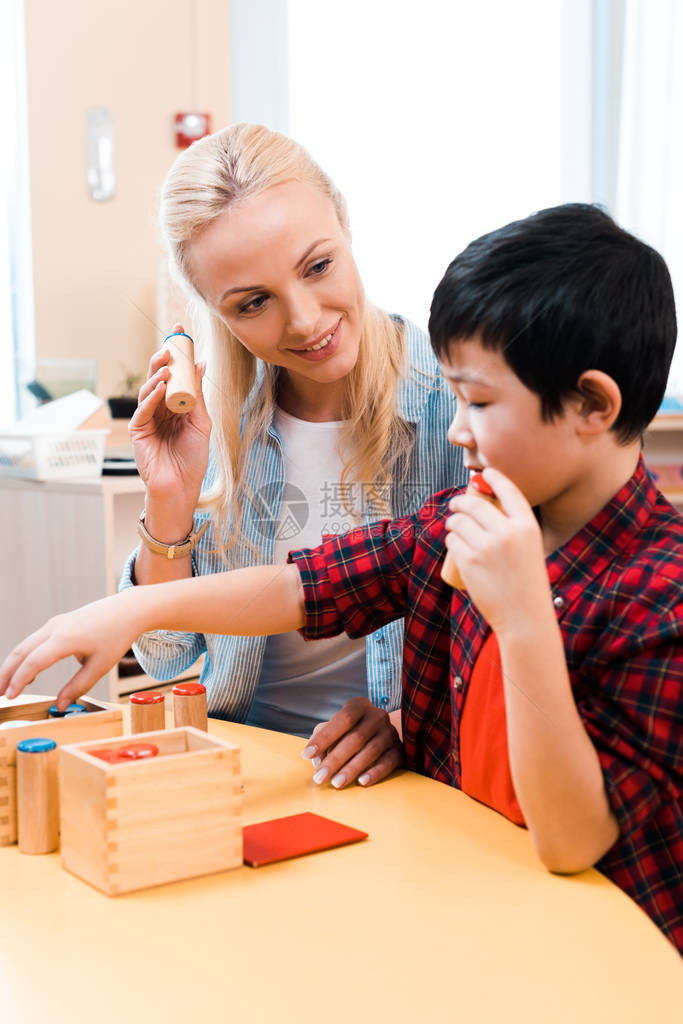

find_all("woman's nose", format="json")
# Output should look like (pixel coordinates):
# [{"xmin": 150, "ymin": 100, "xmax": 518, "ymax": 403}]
[{"xmin": 284, "ymin": 286, "xmax": 319, "ymax": 338}]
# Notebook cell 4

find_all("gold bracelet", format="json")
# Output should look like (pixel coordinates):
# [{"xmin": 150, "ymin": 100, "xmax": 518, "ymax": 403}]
[{"xmin": 136, "ymin": 509, "xmax": 209, "ymax": 559}]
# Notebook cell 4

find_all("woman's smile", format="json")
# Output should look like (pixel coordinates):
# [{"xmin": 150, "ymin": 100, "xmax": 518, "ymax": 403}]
[{"xmin": 284, "ymin": 318, "xmax": 342, "ymax": 361}]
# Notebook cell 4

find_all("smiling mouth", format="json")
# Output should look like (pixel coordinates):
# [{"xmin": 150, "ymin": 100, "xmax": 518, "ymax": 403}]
[{"xmin": 289, "ymin": 319, "xmax": 341, "ymax": 353}]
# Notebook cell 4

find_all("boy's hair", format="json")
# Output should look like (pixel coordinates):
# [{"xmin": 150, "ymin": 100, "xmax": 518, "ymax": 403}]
[{"xmin": 428, "ymin": 204, "xmax": 677, "ymax": 442}]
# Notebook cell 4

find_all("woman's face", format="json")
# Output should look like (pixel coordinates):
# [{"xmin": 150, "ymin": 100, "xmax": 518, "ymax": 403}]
[{"xmin": 186, "ymin": 180, "xmax": 366, "ymax": 389}]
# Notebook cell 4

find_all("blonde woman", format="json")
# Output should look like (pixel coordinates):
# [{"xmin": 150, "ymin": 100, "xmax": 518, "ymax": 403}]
[{"xmin": 122, "ymin": 123, "xmax": 465, "ymax": 787}]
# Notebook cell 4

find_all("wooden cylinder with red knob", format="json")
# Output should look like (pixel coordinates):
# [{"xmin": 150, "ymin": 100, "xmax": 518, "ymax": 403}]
[
  {"xmin": 441, "ymin": 473, "xmax": 503, "ymax": 591},
  {"xmin": 172, "ymin": 682, "xmax": 208, "ymax": 731},
  {"xmin": 129, "ymin": 691, "xmax": 166, "ymax": 734}
]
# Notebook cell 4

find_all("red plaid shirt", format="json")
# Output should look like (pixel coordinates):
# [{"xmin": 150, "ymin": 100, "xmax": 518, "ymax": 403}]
[{"xmin": 289, "ymin": 456, "xmax": 683, "ymax": 953}]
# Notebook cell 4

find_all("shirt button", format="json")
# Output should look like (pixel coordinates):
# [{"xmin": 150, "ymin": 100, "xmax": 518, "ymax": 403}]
[
  {"xmin": 380, "ymin": 696, "xmax": 389, "ymax": 706},
  {"xmin": 553, "ymin": 594, "xmax": 566, "ymax": 611},
  {"xmin": 376, "ymin": 635, "xmax": 386, "ymax": 645},
  {"xmin": 453, "ymin": 675, "xmax": 463, "ymax": 691}
]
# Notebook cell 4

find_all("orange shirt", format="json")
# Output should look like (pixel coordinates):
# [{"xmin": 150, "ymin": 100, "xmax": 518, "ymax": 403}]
[{"xmin": 459, "ymin": 632, "xmax": 526, "ymax": 827}]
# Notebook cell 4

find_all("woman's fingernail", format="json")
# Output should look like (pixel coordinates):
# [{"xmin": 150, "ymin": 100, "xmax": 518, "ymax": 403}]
[
  {"xmin": 301, "ymin": 744, "xmax": 317, "ymax": 760},
  {"xmin": 331, "ymin": 773, "xmax": 346, "ymax": 789},
  {"xmin": 358, "ymin": 773, "xmax": 371, "ymax": 786},
  {"xmin": 313, "ymin": 767, "xmax": 329, "ymax": 785},
  {"xmin": 312, "ymin": 756, "xmax": 322, "ymax": 769}
]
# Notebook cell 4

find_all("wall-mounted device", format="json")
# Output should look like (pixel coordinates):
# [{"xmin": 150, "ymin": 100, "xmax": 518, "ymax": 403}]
[
  {"xmin": 174, "ymin": 112, "xmax": 211, "ymax": 148},
  {"xmin": 87, "ymin": 107, "xmax": 115, "ymax": 201}
]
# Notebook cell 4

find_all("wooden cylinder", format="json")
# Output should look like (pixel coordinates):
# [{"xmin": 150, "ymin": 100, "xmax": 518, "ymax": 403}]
[
  {"xmin": 441, "ymin": 476, "xmax": 503, "ymax": 591},
  {"xmin": 17, "ymin": 738, "xmax": 59, "ymax": 855},
  {"xmin": 129, "ymin": 691, "xmax": 166, "ymax": 734},
  {"xmin": 173, "ymin": 682, "xmax": 208, "ymax": 731},
  {"xmin": 441, "ymin": 549, "xmax": 466, "ymax": 590},
  {"xmin": 164, "ymin": 332, "xmax": 197, "ymax": 414}
]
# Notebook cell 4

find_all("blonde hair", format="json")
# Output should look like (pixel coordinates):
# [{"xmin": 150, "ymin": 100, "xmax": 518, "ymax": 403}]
[{"xmin": 160, "ymin": 123, "xmax": 414, "ymax": 563}]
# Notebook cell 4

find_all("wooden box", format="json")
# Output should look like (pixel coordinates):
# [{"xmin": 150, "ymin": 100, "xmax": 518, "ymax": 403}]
[
  {"xmin": 59, "ymin": 727, "xmax": 243, "ymax": 895},
  {"xmin": 0, "ymin": 695, "xmax": 123, "ymax": 846}
]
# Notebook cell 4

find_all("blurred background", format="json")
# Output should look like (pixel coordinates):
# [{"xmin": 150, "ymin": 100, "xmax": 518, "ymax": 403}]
[{"xmin": 1, "ymin": 0, "xmax": 682, "ymax": 424}]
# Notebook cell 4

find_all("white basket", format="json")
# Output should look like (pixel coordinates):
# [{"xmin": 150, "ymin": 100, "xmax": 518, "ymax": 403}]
[{"xmin": 0, "ymin": 430, "xmax": 108, "ymax": 480}]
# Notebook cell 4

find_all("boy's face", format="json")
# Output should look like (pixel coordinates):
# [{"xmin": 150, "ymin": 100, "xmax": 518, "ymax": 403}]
[{"xmin": 440, "ymin": 335, "xmax": 582, "ymax": 508}]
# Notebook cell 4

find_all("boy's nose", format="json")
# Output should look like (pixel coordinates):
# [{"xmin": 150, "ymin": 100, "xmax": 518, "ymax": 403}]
[{"xmin": 447, "ymin": 406, "xmax": 474, "ymax": 448}]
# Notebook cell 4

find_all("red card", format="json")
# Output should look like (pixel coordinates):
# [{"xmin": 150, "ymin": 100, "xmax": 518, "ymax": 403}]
[{"xmin": 242, "ymin": 811, "xmax": 368, "ymax": 867}]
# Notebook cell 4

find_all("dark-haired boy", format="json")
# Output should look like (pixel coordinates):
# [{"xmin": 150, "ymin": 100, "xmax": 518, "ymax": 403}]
[{"xmin": 2, "ymin": 204, "xmax": 681, "ymax": 951}]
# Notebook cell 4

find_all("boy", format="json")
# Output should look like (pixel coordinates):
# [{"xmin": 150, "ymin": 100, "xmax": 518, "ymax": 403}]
[{"xmin": 1, "ymin": 204, "xmax": 681, "ymax": 951}]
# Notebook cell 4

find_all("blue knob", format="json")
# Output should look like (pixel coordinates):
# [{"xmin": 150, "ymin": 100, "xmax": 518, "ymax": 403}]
[
  {"xmin": 65, "ymin": 704, "xmax": 87, "ymax": 715},
  {"xmin": 17, "ymin": 738, "xmax": 57, "ymax": 754}
]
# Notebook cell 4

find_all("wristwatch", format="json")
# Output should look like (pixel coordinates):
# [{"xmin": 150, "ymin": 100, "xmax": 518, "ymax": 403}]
[{"xmin": 136, "ymin": 509, "xmax": 209, "ymax": 559}]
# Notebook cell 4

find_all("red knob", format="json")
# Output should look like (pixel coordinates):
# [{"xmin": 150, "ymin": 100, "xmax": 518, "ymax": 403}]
[
  {"xmin": 117, "ymin": 742, "xmax": 159, "ymax": 760},
  {"xmin": 87, "ymin": 748, "xmax": 121, "ymax": 764},
  {"xmin": 470, "ymin": 472, "xmax": 497, "ymax": 498},
  {"xmin": 172, "ymin": 682, "xmax": 206, "ymax": 697},
  {"xmin": 130, "ymin": 691, "xmax": 165, "ymax": 705}
]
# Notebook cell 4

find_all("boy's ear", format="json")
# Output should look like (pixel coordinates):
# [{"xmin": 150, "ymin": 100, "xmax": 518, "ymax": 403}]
[{"xmin": 573, "ymin": 370, "xmax": 622, "ymax": 434}]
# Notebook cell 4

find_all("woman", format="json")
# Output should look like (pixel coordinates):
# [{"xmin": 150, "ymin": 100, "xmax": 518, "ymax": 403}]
[{"xmin": 123, "ymin": 123, "xmax": 465, "ymax": 786}]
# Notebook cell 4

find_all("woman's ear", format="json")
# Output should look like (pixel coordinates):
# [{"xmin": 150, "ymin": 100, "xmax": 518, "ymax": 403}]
[{"xmin": 574, "ymin": 370, "xmax": 622, "ymax": 435}]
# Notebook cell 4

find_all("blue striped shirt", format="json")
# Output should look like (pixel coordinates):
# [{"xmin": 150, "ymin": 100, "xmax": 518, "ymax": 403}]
[{"xmin": 120, "ymin": 317, "xmax": 465, "ymax": 724}]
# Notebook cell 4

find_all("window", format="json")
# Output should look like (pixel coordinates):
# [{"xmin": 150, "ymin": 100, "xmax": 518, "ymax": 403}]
[
  {"xmin": 1, "ymin": 0, "xmax": 35, "ymax": 427},
  {"xmin": 287, "ymin": 0, "xmax": 593, "ymax": 331},
  {"xmin": 233, "ymin": 1, "xmax": 683, "ymax": 394}
]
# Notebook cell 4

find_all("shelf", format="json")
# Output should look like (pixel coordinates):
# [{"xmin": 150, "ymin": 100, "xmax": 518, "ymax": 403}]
[
  {"xmin": 648, "ymin": 414, "xmax": 683, "ymax": 432},
  {"xmin": 117, "ymin": 658, "xmax": 203, "ymax": 699}
]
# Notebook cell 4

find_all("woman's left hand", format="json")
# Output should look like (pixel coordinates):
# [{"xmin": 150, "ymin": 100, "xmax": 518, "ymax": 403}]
[{"xmin": 302, "ymin": 697, "xmax": 404, "ymax": 789}]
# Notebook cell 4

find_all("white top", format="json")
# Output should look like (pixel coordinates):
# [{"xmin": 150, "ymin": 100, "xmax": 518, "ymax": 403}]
[{"xmin": 246, "ymin": 406, "xmax": 367, "ymax": 736}]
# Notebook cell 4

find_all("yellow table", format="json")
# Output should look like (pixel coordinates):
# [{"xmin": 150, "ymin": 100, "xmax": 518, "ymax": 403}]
[{"xmin": 1, "ymin": 719, "xmax": 680, "ymax": 1022}]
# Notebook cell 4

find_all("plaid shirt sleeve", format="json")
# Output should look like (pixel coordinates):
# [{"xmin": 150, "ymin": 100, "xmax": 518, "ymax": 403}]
[
  {"xmin": 287, "ymin": 514, "xmax": 420, "ymax": 640},
  {"xmin": 576, "ymin": 577, "xmax": 683, "ymax": 842}
]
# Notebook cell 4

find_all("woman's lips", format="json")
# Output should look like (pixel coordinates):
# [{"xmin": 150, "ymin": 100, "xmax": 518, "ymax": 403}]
[{"xmin": 287, "ymin": 319, "xmax": 342, "ymax": 362}]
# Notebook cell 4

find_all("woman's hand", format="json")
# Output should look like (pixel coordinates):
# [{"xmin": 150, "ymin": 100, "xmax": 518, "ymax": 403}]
[
  {"xmin": 301, "ymin": 697, "xmax": 404, "ymax": 789},
  {"xmin": 130, "ymin": 322, "xmax": 212, "ymax": 506},
  {"xmin": 0, "ymin": 591, "xmax": 146, "ymax": 711}
]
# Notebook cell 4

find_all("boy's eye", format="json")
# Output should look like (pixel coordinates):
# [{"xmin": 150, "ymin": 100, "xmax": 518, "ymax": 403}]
[{"xmin": 467, "ymin": 401, "xmax": 488, "ymax": 409}]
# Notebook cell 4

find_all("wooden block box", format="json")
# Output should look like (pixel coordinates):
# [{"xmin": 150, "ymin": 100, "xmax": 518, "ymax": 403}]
[
  {"xmin": 0, "ymin": 695, "xmax": 123, "ymax": 846},
  {"xmin": 59, "ymin": 727, "xmax": 243, "ymax": 895}
]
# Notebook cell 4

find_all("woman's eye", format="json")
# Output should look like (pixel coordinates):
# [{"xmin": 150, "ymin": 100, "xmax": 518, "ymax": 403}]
[
  {"xmin": 468, "ymin": 401, "xmax": 488, "ymax": 410},
  {"xmin": 239, "ymin": 294, "xmax": 268, "ymax": 314},
  {"xmin": 308, "ymin": 258, "xmax": 332, "ymax": 276}
]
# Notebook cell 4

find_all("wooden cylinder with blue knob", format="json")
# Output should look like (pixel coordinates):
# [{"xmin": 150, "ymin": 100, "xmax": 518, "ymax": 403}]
[
  {"xmin": 17, "ymin": 737, "xmax": 59, "ymax": 854},
  {"xmin": 164, "ymin": 331, "xmax": 197, "ymax": 414}
]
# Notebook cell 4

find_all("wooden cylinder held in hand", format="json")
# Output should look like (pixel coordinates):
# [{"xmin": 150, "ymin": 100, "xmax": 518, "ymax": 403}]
[
  {"xmin": 172, "ymin": 682, "xmax": 208, "ymax": 731},
  {"xmin": 129, "ymin": 691, "xmax": 166, "ymax": 734},
  {"xmin": 164, "ymin": 332, "xmax": 197, "ymax": 414},
  {"xmin": 441, "ymin": 474, "xmax": 503, "ymax": 591},
  {"xmin": 16, "ymin": 738, "xmax": 59, "ymax": 855}
]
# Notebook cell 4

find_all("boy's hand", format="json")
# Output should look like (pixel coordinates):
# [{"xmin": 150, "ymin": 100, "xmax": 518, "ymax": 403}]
[
  {"xmin": 445, "ymin": 468, "xmax": 550, "ymax": 634},
  {"xmin": 301, "ymin": 697, "xmax": 404, "ymax": 789},
  {"xmin": 0, "ymin": 593, "xmax": 143, "ymax": 711}
]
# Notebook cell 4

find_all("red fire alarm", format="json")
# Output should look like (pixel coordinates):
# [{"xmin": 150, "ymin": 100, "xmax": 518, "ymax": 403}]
[{"xmin": 174, "ymin": 112, "xmax": 212, "ymax": 149}]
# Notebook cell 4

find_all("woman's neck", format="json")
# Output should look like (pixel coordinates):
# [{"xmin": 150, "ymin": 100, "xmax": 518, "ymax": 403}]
[{"xmin": 277, "ymin": 371, "xmax": 346, "ymax": 423}]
